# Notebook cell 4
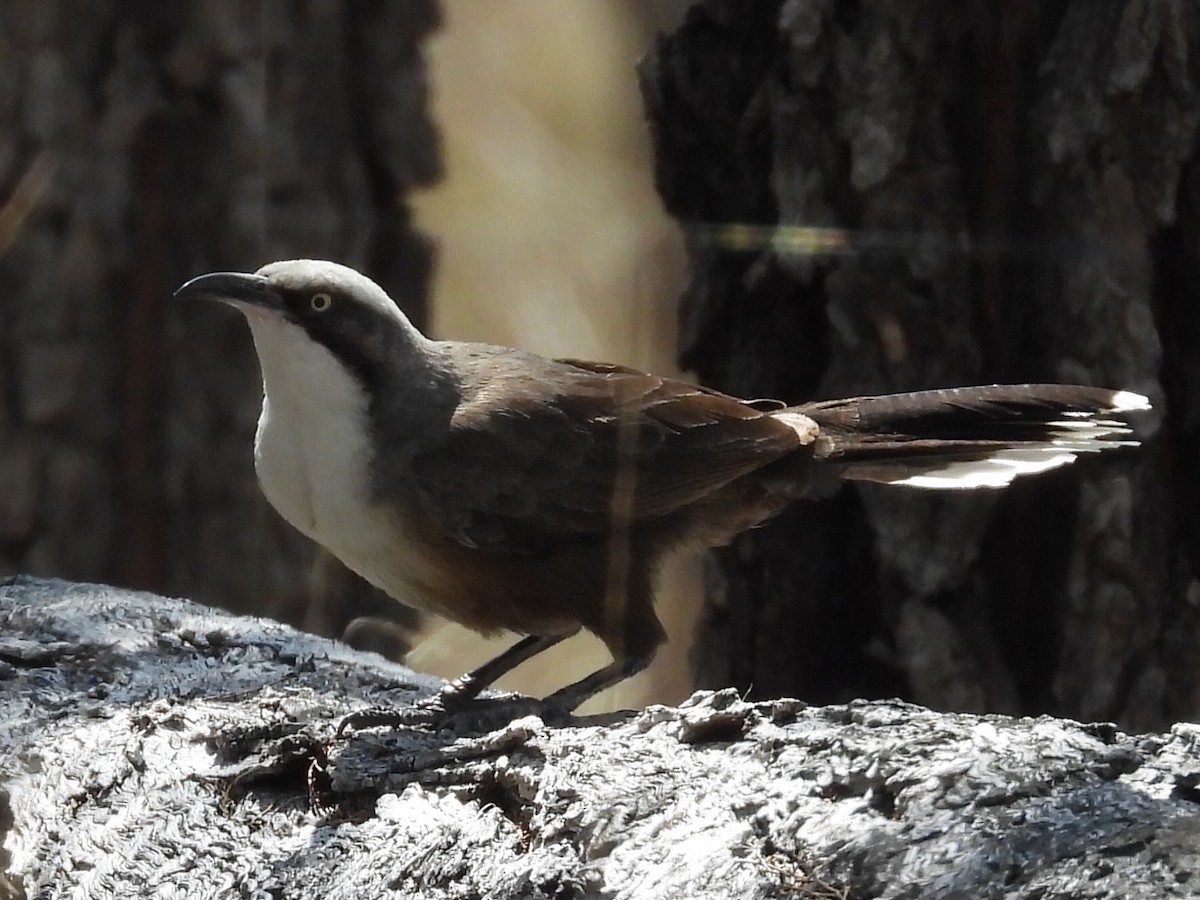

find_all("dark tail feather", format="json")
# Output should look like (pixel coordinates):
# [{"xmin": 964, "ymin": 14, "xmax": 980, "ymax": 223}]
[{"xmin": 792, "ymin": 384, "xmax": 1149, "ymax": 488}]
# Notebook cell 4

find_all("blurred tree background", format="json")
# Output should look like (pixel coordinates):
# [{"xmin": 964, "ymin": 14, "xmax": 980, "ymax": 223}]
[{"xmin": 0, "ymin": 0, "xmax": 1195, "ymax": 730}]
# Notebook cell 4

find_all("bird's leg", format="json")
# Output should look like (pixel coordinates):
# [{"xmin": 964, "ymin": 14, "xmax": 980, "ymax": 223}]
[
  {"xmin": 337, "ymin": 633, "xmax": 569, "ymax": 734},
  {"xmin": 541, "ymin": 587, "xmax": 667, "ymax": 715},
  {"xmin": 438, "ymin": 633, "xmax": 569, "ymax": 708},
  {"xmin": 543, "ymin": 650, "xmax": 656, "ymax": 715}
]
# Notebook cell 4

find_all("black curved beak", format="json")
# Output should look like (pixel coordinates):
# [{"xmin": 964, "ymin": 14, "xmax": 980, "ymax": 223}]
[{"xmin": 173, "ymin": 271, "xmax": 281, "ymax": 312}]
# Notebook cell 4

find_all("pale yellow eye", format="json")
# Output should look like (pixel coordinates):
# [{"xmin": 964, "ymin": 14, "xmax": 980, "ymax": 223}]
[{"xmin": 310, "ymin": 292, "xmax": 333, "ymax": 312}]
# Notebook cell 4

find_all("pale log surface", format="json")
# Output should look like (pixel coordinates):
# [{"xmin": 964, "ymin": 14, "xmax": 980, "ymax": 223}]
[{"xmin": 2, "ymin": 576, "xmax": 1199, "ymax": 900}]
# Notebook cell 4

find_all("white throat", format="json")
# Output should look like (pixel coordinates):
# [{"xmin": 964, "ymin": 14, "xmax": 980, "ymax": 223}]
[
  {"xmin": 241, "ymin": 311, "xmax": 444, "ymax": 610},
  {"xmin": 243, "ymin": 312, "xmax": 395, "ymax": 575}
]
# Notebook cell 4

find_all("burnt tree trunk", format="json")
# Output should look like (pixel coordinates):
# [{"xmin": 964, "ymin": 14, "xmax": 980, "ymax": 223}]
[
  {"xmin": 641, "ymin": 0, "xmax": 1196, "ymax": 731},
  {"xmin": 0, "ymin": 1, "xmax": 440, "ymax": 645}
]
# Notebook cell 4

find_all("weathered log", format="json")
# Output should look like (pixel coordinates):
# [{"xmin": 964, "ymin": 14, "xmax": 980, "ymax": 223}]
[{"xmin": 2, "ymin": 576, "xmax": 1197, "ymax": 899}]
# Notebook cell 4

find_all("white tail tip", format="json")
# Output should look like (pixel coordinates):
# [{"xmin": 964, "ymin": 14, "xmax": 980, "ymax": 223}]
[
  {"xmin": 885, "ymin": 449, "xmax": 1080, "ymax": 489},
  {"xmin": 1110, "ymin": 390, "xmax": 1151, "ymax": 412}
]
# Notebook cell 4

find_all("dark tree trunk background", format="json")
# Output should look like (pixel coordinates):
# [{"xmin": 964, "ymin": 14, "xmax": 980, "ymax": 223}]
[
  {"xmin": 642, "ymin": 0, "xmax": 1196, "ymax": 731},
  {"xmin": 0, "ymin": 1, "xmax": 440, "ymax": 645}
]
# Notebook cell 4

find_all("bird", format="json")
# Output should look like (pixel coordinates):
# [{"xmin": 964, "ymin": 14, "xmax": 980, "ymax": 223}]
[{"xmin": 174, "ymin": 259, "xmax": 1150, "ymax": 719}]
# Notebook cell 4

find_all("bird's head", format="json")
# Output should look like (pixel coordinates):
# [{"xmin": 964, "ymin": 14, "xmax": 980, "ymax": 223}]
[
  {"xmin": 175, "ymin": 258, "xmax": 413, "ymax": 328},
  {"xmin": 174, "ymin": 259, "xmax": 430, "ymax": 392}
]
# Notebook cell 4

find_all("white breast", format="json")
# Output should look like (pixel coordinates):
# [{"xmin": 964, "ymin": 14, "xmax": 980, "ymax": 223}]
[{"xmin": 244, "ymin": 314, "xmax": 434, "ymax": 605}]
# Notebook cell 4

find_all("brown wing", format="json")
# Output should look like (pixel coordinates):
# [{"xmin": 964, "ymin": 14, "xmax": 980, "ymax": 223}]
[{"xmin": 409, "ymin": 354, "xmax": 801, "ymax": 555}]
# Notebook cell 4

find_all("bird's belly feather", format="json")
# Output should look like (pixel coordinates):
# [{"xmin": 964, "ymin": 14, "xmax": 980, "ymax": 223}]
[{"xmin": 253, "ymin": 394, "xmax": 441, "ymax": 613}]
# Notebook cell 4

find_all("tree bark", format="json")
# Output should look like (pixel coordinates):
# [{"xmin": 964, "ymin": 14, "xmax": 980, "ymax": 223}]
[
  {"xmin": 4, "ymin": 576, "xmax": 1199, "ymax": 900},
  {"xmin": 641, "ymin": 0, "xmax": 1194, "ymax": 731},
  {"xmin": 0, "ymin": 0, "xmax": 439, "ymax": 645}
]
